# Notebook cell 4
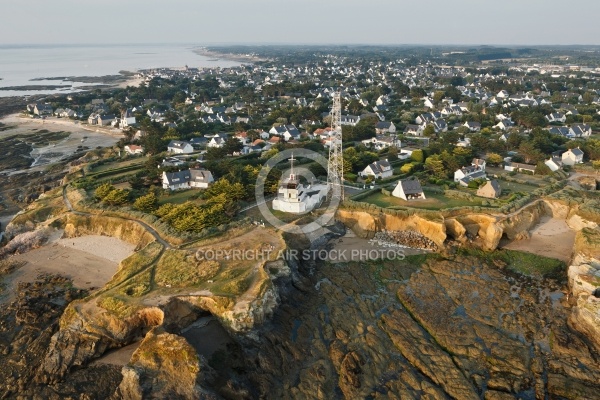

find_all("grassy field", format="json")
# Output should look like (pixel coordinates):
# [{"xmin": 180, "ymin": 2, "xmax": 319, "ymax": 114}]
[
  {"xmin": 497, "ymin": 180, "xmax": 540, "ymax": 195},
  {"xmin": 486, "ymin": 166, "xmax": 549, "ymax": 186},
  {"xmin": 89, "ymin": 157, "xmax": 147, "ymax": 173},
  {"xmin": 360, "ymin": 190, "xmax": 488, "ymax": 210},
  {"xmin": 158, "ymin": 189, "xmax": 201, "ymax": 205}
]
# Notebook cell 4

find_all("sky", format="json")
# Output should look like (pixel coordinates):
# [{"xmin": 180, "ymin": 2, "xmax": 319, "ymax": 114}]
[{"xmin": 2, "ymin": 0, "xmax": 600, "ymax": 46}]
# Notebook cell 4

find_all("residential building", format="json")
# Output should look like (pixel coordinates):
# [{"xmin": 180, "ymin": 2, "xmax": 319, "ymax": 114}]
[
  {"xmin": 167, "ymin": 140, "xmax": 194, "ymax": 154},
  {"xmin": 392, "ymin": 179, "xmax": 426, "ymax": 201},
  {"xmin": 359, "ymin": 160, "xmax": 393, "ymax": 179},
  {"xmin": 562, "ymin": 147, "xmax": 584, "ymax": 166},
  {"xmin": 477, "ymin": 180, "xmax": 501, "ymax": 198},
  {"xmin": 375, "ymin": 121, "xmax": 396, "ymax": 134},
  {"xmin": 162, "ymin": 168, "xmax": 214, "ymax": 190},
  {"xmin": 504, "ymin": 162, "xmax": 536, "ymax": 174},
  {"xmin": 124, "ymin": 145, "xmax": 144, "ymax": 155}
]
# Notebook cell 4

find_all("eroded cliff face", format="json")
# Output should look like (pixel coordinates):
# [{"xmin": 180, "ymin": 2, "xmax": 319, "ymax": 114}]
[
  {"xmin": 566, "ymin": 229, "xmax": 600, "ymax": 354},
  {"xmin": 336, "ymin": 209, "xmax": 447, "ymax": 248},
  {"xmin": 338, "ymin": 198, "xmax": 596, "ymax": 253},
  {"xmin": 39, "ymin": 303, "xmax": 164, "ymax": 384}
]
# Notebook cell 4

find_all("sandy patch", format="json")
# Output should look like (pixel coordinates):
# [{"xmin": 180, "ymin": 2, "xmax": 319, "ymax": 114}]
[
  {"xmin": 2, "ymin": 234, "xmax": 135, "ymax": 302},
  {"xmin": 117, "ymin": 76, "xmax": 144, "ymax": 89},
  {"xmin": 91, "ymin": 341, "xmax": 141, "ymax": 367},
  {"xmin": 502, "ymin": 216, "xmax": 576, "ymax": 263}
]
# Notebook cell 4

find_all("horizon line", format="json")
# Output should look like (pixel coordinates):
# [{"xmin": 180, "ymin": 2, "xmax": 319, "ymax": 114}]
[{"xmin": 1, "ymin": 42, "xmax": 600, "ymax": 48}]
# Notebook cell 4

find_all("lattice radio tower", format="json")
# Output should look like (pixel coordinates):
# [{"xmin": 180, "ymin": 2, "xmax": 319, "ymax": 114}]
[{"xmin": 327, "ymin": 92, "xmax": 344, "ymax": 200}]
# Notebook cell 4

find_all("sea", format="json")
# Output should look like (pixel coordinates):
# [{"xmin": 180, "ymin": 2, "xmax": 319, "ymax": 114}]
[{"xmin": 0, "ymin": 43, "xmax": 241, "ymax": 98}]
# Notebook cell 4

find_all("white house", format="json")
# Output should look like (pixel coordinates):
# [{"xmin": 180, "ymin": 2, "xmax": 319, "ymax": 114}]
[
  {"xmin": 472, "ymin": 158, "xmax": 486, "ymax": 170},
  {"xmin": 569, "ymin": 124, "xmax": 592, "ymax": 138},
  {"xmin": 270, "ymin": 124, "xmax": 300, "ymax": 140},
  {"xmin": 120, "ymin": 109, "xmax": 136, "ymax": 129},
  {"xmin": 562, "ymin": 147, "xmax": 584, "ymax": 166},
  {"xmin": 33, "ymin": 103, "xmax": 53, "ymax": 116},
  {"xmin": 494, "ymin": 120, "xmax": 514, "ymax": 130},
  {"xmin": 124, "ymin": 145, "xmax": 144, "ymax": 155},
  {"xmin": 404, "ymin": 124, "xmax": 424, "ymax": 136},
  {"xmin": 454, "ymin": 160, "xmax": 486, "ymax": 186},
  {"xmin": 392, "ymin": 179, "xmax": 426, "ymax": 201},
  {"xmin": 97, "ymin": 114, "xmax": 116, "ymax": 126},
  {"xmin": 463, "ymin": 121, "xmax": 481, "ymax": 132},
  {"xmin": 340, "ymin": 115, "xmax": 360, "ymax": 126},
  {"xmin": 167, "ymin": 140, "xmax": 194, "ymax": 154},
  {"xmin": 375, "ymin": 121, "xmax": 396, "ymax": 134},
  {"xmin": 545, "ymin": 112, "xmax": 566, "ymax": 123},
  {"xmin": 188, "ymin": 169, "xmax": 214, "ymax": 188},
  {"xmin": 359, "ymin": 160, "xmax": 393, "ymax": 179},
  {"xmin": 544, "ymin": 157, "xmax": 562, "ymax": 172},
  {"xmin": 162, "ymin": 168, "xmax": 214, "ymax": 190},
  {"xmin": 432, "ymin": 120, "xmax": 448, "ymax": 133},
  {"xmin": 504, "ymin": 162, "xmax": 536, "ymax": 174},
  {"xmin": 361, "ymin": 135, "xmax": 400, "ymax": 150}
]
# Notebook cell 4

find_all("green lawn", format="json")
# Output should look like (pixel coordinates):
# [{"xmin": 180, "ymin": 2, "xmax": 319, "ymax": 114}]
[
  {"xmin": 158, "ymin": 189, "xmax": 201, "ymax": 205},
  {"xmin": 90, "ymin": 157, "xmax": 148, "ymax": 173},
  {"xmin": 360, "ymin": 189, "xmax": 489, "ymax": 210},
  {"xmin": 497, "ymin": 181, "xmax": 540, "ymax": 197},
  {"xmin": 486, "ymin": 166, "xmax": 549, "ymax": 186}
]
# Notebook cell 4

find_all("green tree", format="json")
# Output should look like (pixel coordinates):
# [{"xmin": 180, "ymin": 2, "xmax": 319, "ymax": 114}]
[
  {"xmin": 424, "ymin": 154, "xmax": 446, "ymax": 179},
  {"xmin": 94, "ymin": 183, "xmax": 115, "ymax": 200},
  {"xmin": 223, "ymin": 137, "xmax": 244, "ymax": 155},
  {"xmin": 400, "ymin": 163, "xmax": 414, "ymax": 174},
  {"xmin": 433, "ymin": 91, "xmax": 445, "ymax": 104},
  {"xmin": 486, "ymin": 153, "xmax": 504, "ymax": 167},
  {"xmin": 535, "ymin": 162, "xmax": 552, "ymax": 176},
  {"xmin": 518, "ymin": 141, "xmax": 544, "ymax": 164},
  {"xmin": 506, "ymin": 132, "xmax": 523, "ymax": 150},
  {"xmin": 423, "ymin": 125, "xmax": 435, "ymax": 137},
  {"xmin": 133, "ymin": 192, "xmax": 158, "ymax": 213},
  {"xmin": 411, "ymin": 149, "xmax": 424, "ymax": 163},
  {"xmin": 387, "ymin": 146, "xmax": 399, "ymax": 161},
  {"xmin": 103, "ymin": 189, "xmax": 129, "ymax": 206},
  {"xmin": 469, "ymin": 135, "xmax": 490, "ymax": 154},
  {"xmin": 343, "ymin": 147, "xmax": 359, "ymax": 174},
  {"xmin": 205, "ymin": 178, "xmax": 246, "ymax": 202}
]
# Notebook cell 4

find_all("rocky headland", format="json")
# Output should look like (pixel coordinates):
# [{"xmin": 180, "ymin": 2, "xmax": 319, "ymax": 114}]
[{"xmin": 0, "ymin": 185, "xmax": 599, "ymax": 398}]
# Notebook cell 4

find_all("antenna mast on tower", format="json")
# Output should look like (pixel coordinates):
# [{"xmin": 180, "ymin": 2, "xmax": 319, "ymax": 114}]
[{"xmin": 327, "ymin": 92, "xmax": 344, "ymax": 200}]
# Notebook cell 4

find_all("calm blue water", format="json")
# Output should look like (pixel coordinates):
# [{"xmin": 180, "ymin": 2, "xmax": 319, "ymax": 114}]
[{"xmin": 0, "ymin": 43, "xmax": 240, "ymax": 97}]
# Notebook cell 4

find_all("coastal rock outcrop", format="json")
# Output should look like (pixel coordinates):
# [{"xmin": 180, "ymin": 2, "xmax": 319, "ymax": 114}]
[
  {"xmin": 114, "ymin": 328, "xmax": 206, "ymax": 400},
  {"xmin": 336, "ymin": 209, "xmax": 446, "ymax": 248}
]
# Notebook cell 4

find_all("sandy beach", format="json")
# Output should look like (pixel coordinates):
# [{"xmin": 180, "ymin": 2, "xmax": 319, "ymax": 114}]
[
  {"xmin": 0, "ymin": 113, "xmax": 123, "ymax": 172},
  {"xmin": 2, "ymin": 233, "xmax": 136, "ymax": 303},
  {"xmin": 502, "ymin": 216, "xmax": 576, "ymax": 263}
]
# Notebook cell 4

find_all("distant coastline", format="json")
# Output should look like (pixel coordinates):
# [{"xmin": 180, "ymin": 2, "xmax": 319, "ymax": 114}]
[
  {"xmin": 0, "ymin": 44, "xmax": 240, "ymax": 98},
  {"xmin": 193, "ymin": 47, "xmax": 267, "ymax": 63}
]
